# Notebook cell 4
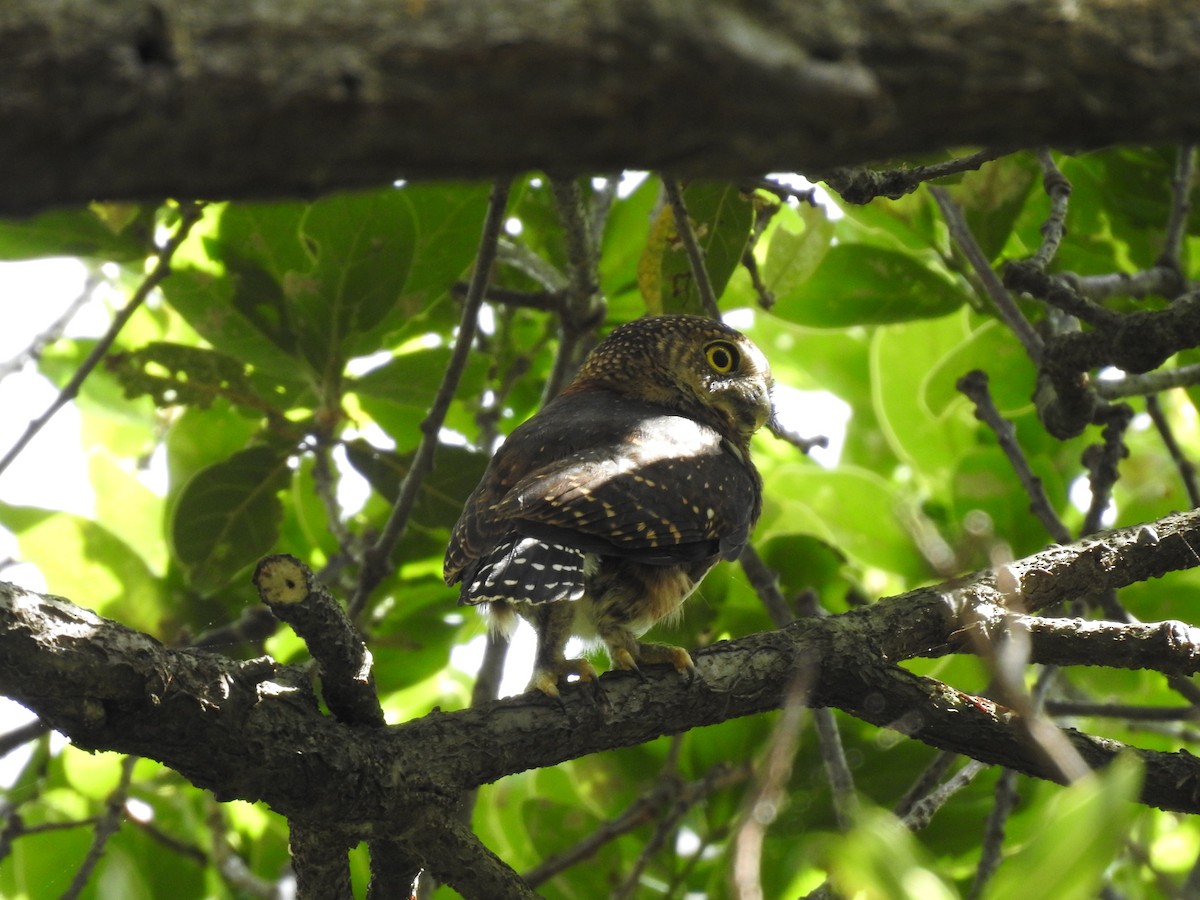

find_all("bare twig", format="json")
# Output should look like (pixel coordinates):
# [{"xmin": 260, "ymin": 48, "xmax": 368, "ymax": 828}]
[
  {"xmin": 0, "ymin": 718, "xmax": 48, "ymax": 758},
  {"xmin": 826, "ymin": 148, "xmax": 1009, "ymax": 204},
  {"xmin": 1046, "ymin": 700, "xmax": 1200, "ymax": 721},
  {"xmin": 0, "ymin": 201, "xmax": 206, "ymax": 480},
  {"xmin": 931, "ymin": 188, "xmax": 1043, "ymax": 363},
  {"xmin": 525, "ymin": 763, "xmax": 748, "ymax": 889},
  {"xmin": 1080, "ymin": 404, "xmax": 1132, "ymax": 536},
  {"xmin": 208, "ymin": 802, "xmax": 280, "ymax": 899},
  {"xmin": 663, "ymin": 177, "xmax": 722, "ymax": 319},
  {"xmin": 1070, "ymin": 267, "xmax": 1189, "ymax": 304},
  {"xmin": 254, "ymin": 554, "xmax": 382, "ymax": 727},
  {"xmin": 958, "ymin": 371, "xmax": 1072, "ymax": 544},
  {"xmin": 730, "ymin": 675, "xmax": 810, "ymax": 900},
  {"xmin": 1095, "ymin": 364, "xmax": 1200, "ymax": 399},
  {"xmin": 1145, "ymin": 394, "xmax": 1200, "ymax": 507},
  {"xmin": 495, "ymin": 237, "xmax": 568, "ymax": 292},
  {"xmin": 967, "ymin": 768, "xmax": 1020, "ymax": 900},
  {"xmin": 1032, "ymin": 148, "xmax": 1071, "ymax": 269},
  {"xmin": 450, "ymin": 281, "xmax": 565, "ymax": 312},
  {"xmin": 545, "ymin": 176, "xmax": 605, "ymax": 401},
  {"xmin": 738, "ymin": 545, "xmax": 794, "ymax": 627},
  {"xmin": 1003, "ymin": 261, "xmax": 1123, "ymax": 328},
  {"xmin": 1160, "ymin": 144, "xmax": 1196, "ymax": 275},
  {"xmin": 901, "ymin": 760, "xmax": 988, "ymax": 831},
  {"xmin": 60, "ymin": 755, "xmax": 137, "ymax": 900},
  {"xmin": 351, "ymin": 178, "xmax": 512, "ymax": 616},
  {"xmin": 0, "ymin": 272, "xmax": 99, "ymax": 382}
]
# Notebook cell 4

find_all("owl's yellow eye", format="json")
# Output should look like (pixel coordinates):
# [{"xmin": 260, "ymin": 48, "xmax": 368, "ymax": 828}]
[{"xmin": 704, "ymin": 340, "xmax": 740, "ymax": 374}]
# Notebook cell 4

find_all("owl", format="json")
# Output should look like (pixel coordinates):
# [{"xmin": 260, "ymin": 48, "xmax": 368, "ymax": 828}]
[{"xmin": 444, "ymin": 315, "xmax": 773, "ymax": 696}]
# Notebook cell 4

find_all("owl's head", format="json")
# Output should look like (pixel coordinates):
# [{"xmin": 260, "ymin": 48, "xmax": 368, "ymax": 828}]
[{"xmin": 570, "ymin": 315, "xmax": 774, "ymax": 444}]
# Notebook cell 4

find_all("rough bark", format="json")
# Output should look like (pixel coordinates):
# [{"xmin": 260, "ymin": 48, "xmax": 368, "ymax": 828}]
[
  {"xmin": 3, "ymin": 509, "xmax": 1200, "ymax": 852},
  {"xmin": 3, "ymin": 0, "xmax": 1200, "ymax": 215}
]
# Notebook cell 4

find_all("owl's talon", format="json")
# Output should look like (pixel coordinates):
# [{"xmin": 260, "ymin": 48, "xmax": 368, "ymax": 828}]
[
  {"xmin": 527, "ymin": 657, "xmax": 599, "ymax": 698},
  {"xmin": 613, "ymin": 648, "xmax": 638, "ymax": 671}
]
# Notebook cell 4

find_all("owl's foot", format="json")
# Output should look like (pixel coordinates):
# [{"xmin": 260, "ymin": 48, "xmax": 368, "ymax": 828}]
[
  {"xmin": 527, "ymin": 657, "xmax": 600, "ymax": 698},
  {"xmin": 612, "ymin": 641, "xmax": 696, "ymax": 682}
]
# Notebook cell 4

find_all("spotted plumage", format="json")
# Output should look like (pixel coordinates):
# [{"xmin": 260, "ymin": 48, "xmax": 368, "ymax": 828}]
[{"xmin": 444, "ymin": 315, "xmax": 773, "ymax": 696}]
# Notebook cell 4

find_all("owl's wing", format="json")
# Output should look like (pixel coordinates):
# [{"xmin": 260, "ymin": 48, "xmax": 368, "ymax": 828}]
[{"xmin": 499, "ymin": 412, "xmax": 760, "ymax": 564}]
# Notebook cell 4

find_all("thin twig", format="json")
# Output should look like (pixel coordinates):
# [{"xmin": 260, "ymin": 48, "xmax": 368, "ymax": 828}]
[
  {"xmin": 958, "ymin": 370, "xmax": 1072, "ymax": 544},
  {"xmin": 351, "ymin": 178, "xmax": 512, "ymax": 616},
  {"xmin": 1145, "ymin": 394, "xmax": 1200, "ymax": 507},
  {"xmin": 826, "ymin": 147, "xmax": 1009, "ymax": 204},
  {"xmin": 737, "ymin": 553, "xmax": 858, "ymax": 829},
  {"xmin": 544, "ymin": 176, "xmax": 605, "ymax": 402},
  {"xmin": 663, "ymin": 177, "xmax": 722, "ymax": 319},
  {"xmin": 1003, "ymin": 261, "xmax": 1124, "ymax": 328},
  {"xmin": 1045, "ymin": 700, "xmax": 1200, "ymax": 721},
  {"xmin": 0, "ymin": 718, "xmax": 48, "ymax": 757},
  {"xmin": 901, "ymin": 760, "xmax": 988, "ymax": 831},
  {"xmin": 538, "ymin": 763, "xmax": 747, "ymax": 895},
  {"xmin": 0, "ymin": 201, "xmax": 206, "ymax": 480},
  {"xmin": 1071, "ymin": 267, "xmax": 1189, "ymax": 304},
  {"xmin": 931, "ymin": 187, "xmax": 1043, "ymax": 364},
  {"xmin": 311, "ymin": 441, "xmax": 352, "ymax": 551},
  {"xmin": 208, "ymin": 802, "xmax": 281, "ymax": 898},
  {"xmin": 967, "ymin": 768, "xmax": 1020, "ymax": 900},
  {"xmin": 1032, "ymin": 148, "xmax": 1072, "ymax": 269},
  {"xmin": 729, "ymin": 673, "xmax": 811, "ymax": 900},
  {"xmin": 738, "ymin": 545, "xmax": 794, "ymax": 627},
  {"xmin": 0, "ymin": 272, "xmax": 99, "ymax": 382},
  {"xmin": 450, "ymin": 281, "xmax": 565, "ymax": 312},
  {"xmin": 1160, "ymin": 144, "xmax": 1196, "ymax": 274},
  {"xmin": 1095, "ymin": 364, "xmax": 1200, "ymax": 399},
  {"xmin": 893, "ymin": 751, "xmax": 958, "ymax": 821},
  {"xmin": 1080, "ymin": 403, "xmax": 1132, "ymax": 536},
  {"xmin": 60, "ymin": 755, "xmax": 137, "ymax": 900},
  {"xmin": 740, "ymin": 197, "xmax": 782, "ymax": 310},
  {"xmin": 495, "ymin": 237, "xmax": 568, "ymax": 291}
]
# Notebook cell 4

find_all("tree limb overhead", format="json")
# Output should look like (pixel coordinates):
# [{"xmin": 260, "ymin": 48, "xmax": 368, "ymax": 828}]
[{"xmin": 4, "ymin": 0, "xmax": 1200, "ymax": 214}]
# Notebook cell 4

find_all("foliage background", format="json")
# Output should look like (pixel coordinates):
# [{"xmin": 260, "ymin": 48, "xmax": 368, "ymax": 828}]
[{"xmin": 1, "ymin": 148, "xmax": 1200, "ymax": 898}]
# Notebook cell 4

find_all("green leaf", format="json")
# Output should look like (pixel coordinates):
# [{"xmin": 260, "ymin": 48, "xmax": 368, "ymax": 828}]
[
  {"xmin": 0, "ymin": 203, "xmax": 150, "ymax": 261},
  {"xmin": 761, "ymin": 202, "xmax": 835, "ymax": 300},
  {"xmin": 344, "ymin": 441, "xmax": 488, "ymax": 532},
  {"xmin": 758, "ymin": 464, "xmax": 922, "ymax": 578},
  {"xmin": 107, "ymin": 341, "xmax": 275, "ymax": 414},
  {"xmin": 170, "ymin": 445, "xmax": 292, "ymax": 592},
  {"xmin": 943, "ymin": 153, "xmax": 1039, "ymax": 261},
  {"xmin": 773, "ymin": 244, "xmax": 966, "ymax": 327},
  {"xmin": 600, "ymin": 175, "xmax": 660, "ymax": 301},
  {"xmin": 294, "ymin": 189, "xmax": 419, "ymax": 370},
  {"xmin": 162, "ymin": 260, "xmax": 309, "ymax": 382},
  {"xmin": 924, "ymin": 318, "xmax": 1037, "ymax": 416},
  {"xmin": 987, "ymin": 755, "xmax": 1142, "ymax": 900},
  {"xmin": 0, "ymin": 503, "xmax": 163, "ymax": 633},
  {"xmin": 638, "ymin": 180, "xmax": 753, "ymax": 314},
  {"xmin": 351, "ymin": 347, "xmax": 488, "ymax": 452},
  {"xmin": 825, "ymin": 807, "xmax": 958, "ymax": 900},
  {"xmin": 871, "ymin": 312, "xmax": 980, "ymax": 486}
]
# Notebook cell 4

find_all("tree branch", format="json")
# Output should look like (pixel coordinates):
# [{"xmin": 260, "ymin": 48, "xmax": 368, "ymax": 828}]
[
  {"xmin": 8, "ymin": 0, "xmax": 1200, "ymax": 214},
  {"xmin": 3, "ymin": 511, "xmax": 1200, "ymax": 833}
]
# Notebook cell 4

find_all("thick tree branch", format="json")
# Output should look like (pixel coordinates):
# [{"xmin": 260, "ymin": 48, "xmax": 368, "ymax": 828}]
[
  {"xmin": 6, "ymin": 0, "xmax": 1200, "ymax": 214},
  {"xmin": 3, "ymin": 512, "xmax": 1200, "ymax": 830}
]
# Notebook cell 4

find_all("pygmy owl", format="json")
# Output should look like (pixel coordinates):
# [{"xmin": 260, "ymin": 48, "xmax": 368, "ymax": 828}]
[{"xmin": 444, "ymin": 314, "xmax": 773, "ymax": 696}]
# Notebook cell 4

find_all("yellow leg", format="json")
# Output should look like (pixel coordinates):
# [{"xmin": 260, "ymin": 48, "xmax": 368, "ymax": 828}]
[{"xmin": 527, "ymin": 657, "xmax": 599, "ymax": 698}]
